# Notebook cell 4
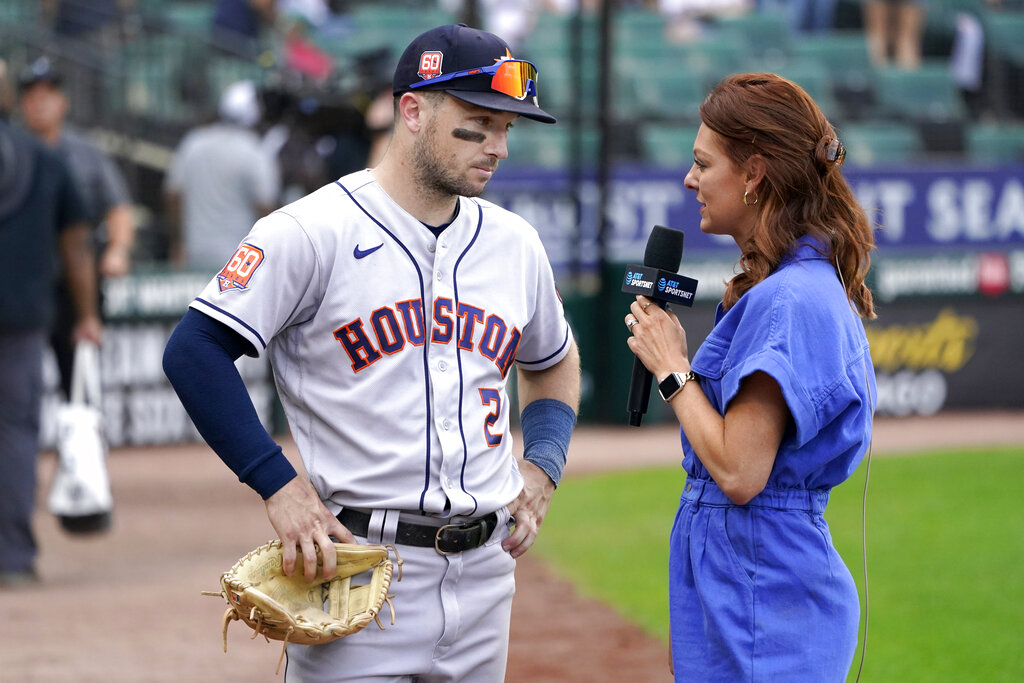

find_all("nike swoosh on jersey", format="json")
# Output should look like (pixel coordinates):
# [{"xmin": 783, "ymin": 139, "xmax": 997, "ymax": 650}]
[{"xmin": 353, "ymin": 243, "xmax": 384, "ymax": 259}]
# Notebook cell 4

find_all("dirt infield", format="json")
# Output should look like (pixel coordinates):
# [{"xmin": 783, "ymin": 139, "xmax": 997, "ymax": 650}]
[{"xmin": 3, "ymin": 412, "xmax": 1022, "ymax": 682}]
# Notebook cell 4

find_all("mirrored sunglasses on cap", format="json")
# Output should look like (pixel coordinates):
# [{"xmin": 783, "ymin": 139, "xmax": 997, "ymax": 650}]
[{"xmin": 409, "ymin": 59, "xmax": 538, "ymax": 100}]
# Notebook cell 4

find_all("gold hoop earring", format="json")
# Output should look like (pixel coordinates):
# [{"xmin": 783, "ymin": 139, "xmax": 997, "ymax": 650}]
[{"xmin": 743, "ymin": 191, "xmax": 758, "ymax": 206}]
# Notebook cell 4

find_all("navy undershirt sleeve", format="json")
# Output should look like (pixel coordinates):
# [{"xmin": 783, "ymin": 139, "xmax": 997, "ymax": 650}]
[{"xmin": 162, "ymin": 308, "xmax": 297, "ymax": 499}]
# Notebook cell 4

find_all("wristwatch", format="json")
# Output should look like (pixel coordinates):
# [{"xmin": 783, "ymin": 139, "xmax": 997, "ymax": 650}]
[{"xmin": 658, "ymin": 371, "xmax": 698, "ymax": 403}]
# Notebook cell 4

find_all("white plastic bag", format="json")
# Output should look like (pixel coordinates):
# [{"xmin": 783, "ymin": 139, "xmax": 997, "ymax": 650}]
[{"xmin": 48, "ymin": 340, "xmax": 113, "ymax": 534}]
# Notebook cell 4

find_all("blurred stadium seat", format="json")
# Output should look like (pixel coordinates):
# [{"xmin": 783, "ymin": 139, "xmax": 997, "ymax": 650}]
[
  {"xmin": 620, "ymin": 68, "xmax": 705, "ymax": 122},
  {"xmin": 317, "ymin": 5, "xmax": 455, "ymax": 65},
  {"xmin": 982, "ymin": 9, "xmax": 1024, "ymax": 119},
  {"xmin": 966, "ymin": 122, "xmax": 1024, "ymax": 163},
  {"xmin": 163, "ymin": 1, "xmax": 213, "ymax": 34},
  {"xmin": 506, "ymin": 124, "xmax": 601, "ymax": 169},
  {"xmin": 639, "ymin": 124, "xmax": 701, "ymax": 168},
  {"xmin": 1, "ymin": 0, "xmax": 1018, "ymax": 175},
  {"xmin": 983, "ymin": 11, "xmax": 1024, "ymax": 63},
  {"xmin": 0, "ymin": 0, "xmax": 36, "ymax": 25},
  {"xmin": 709, "ymin": 11, "xmax": 790, "ymax": 62},
  {"xmin": 678, "ymin": 35, "xmax": 749, "ymax": 86},
  {"xmin": 788, "ymin": 31, "xmax": 874, "ymax": 120},
  {"xmin": 112, "ymin": 35, "xmax": 192, "ymax": 123},
  {"xmin": 772, "ymin": 61, "xmax": 840, "ymax": 120},
  {"xmin": 613, "ymin": 8, "xmax": 668, "ymax": 47},
  {"xmin": 839, "ymin": 121, "xmax": 924, "ymax": 165},
  {"xmin": 871, "ymin": 61, "xmax": 966, "ymax": 122}
]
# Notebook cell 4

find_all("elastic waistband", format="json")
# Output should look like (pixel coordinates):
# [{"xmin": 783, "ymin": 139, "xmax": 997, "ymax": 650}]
[{"xmin": 682, "ymin": 478, "xmax": 829, "ymax": 513}]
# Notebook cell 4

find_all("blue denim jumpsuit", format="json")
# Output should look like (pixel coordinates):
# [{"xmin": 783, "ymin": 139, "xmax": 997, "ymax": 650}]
[{"xmin": 670, "ymin": 237, "xmax": 876, "ymax": 682}]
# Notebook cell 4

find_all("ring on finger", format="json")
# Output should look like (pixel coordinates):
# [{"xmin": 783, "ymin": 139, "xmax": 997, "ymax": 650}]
[{"xmin": 627, "ymin": 318, "xmax": 639, "ymax": 330}]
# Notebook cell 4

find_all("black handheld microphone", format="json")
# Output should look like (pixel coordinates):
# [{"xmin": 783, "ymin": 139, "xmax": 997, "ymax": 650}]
[{"xmin": 622, "ymin": 226, "xmax": 696, "ymax": 426}]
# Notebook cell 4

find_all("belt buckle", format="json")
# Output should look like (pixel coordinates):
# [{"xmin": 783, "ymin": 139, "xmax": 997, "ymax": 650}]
[{"xmin": 434, "ymin": 522, "xmax": 463, "ymax": 556}]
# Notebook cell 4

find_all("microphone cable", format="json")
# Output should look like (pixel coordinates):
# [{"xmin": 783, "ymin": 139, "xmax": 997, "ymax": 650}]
[
  {"xmin": 853, "ymin": 354, "xmax": 874, "ymax": 683},
  {"xmin": 837, "ymin": 255, "xmax": 873, "ymax": 683}
]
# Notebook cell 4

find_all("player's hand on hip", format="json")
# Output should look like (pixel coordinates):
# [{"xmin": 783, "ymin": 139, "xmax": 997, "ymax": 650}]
[
  {"xmin": 264, "ymin": 476, "xmax": 356, "ymax": 581},
  {"xmin": 502, "ymin": 460, "xmax": 555, "ymax": 559}
]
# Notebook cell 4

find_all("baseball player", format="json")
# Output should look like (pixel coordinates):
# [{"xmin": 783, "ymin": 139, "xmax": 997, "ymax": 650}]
[{"xmin": 163, "ymin": 23, "xmax": 580, "ymax": 681}]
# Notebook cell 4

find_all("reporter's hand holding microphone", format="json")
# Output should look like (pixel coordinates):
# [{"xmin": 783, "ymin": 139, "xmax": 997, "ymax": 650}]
[{"xmin": 621, "ymin": 225, "xmax": 698, "ymax": 425}]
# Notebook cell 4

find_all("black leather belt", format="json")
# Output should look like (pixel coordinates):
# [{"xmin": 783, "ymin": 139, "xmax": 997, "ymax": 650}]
[{"xmin": 337, "ymin": 508, "xmax": 499, "ymax": 555}]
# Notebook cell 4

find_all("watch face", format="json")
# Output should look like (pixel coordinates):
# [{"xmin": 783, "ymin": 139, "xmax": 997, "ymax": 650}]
[{"xmin": 659, "ymin": 373, "xmax": 681, "ymax": 400}]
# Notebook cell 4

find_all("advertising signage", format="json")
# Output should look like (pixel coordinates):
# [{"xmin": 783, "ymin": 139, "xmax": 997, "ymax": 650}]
[{"xmin": 482, "ymin": 165, "xmax": 1024, "ymax": 269}]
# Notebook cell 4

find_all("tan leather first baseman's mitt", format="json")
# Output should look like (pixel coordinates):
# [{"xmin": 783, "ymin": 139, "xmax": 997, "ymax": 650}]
[{"xmin": 205, "ymin": 540, "xmax": 400, "ymax": 673}]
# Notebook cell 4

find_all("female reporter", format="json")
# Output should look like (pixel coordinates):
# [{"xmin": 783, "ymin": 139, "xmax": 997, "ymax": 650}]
[{"xmin": 624, "ymin": 73, "xmax": 877, "ymax": 682}]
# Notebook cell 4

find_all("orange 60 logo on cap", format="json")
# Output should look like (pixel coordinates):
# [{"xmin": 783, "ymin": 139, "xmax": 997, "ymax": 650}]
[
  {"xmin": 217, "ymin": 244, "xmax": 264, "ymax": 292},
  {"xmin": 418, "ymin": 51, "xmax": 443, "ymax": 80}
]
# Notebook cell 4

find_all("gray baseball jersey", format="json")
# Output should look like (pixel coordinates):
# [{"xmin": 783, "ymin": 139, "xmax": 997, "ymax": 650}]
[{"xmin": 190, "ymin": 169, "xmax": 572, "ymax": 517}]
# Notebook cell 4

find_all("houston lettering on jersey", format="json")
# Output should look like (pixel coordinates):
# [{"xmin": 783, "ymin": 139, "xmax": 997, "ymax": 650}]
[{"xmin": 333, "ymin": 297, "xmax": 520, "ymax": 378}]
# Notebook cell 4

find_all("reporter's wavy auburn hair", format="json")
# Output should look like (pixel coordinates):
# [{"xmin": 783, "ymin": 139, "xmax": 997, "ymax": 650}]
[{"xmin": 700, "ymin": 72, "xmax": 877, "ymax": 319}]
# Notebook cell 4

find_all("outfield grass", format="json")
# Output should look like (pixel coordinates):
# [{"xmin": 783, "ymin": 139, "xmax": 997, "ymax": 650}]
[{"xmin": 532, "ymin": 447, "xmax": 1024, "ymax": 682}]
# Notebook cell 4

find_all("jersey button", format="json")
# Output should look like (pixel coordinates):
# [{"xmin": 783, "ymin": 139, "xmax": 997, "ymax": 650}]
[
  {"xmin": 438, "ymin": 360, "xmax": 447, "ymax": 371},
  {"xmin": 428, "ymin": 241, "xmax": 436, "ymax": 253},
  {"xmin": 442, "ymin": 419, "xmax": 451, "ymax": 430},
  {"xmin": 436, "ymin": 271, "xmax": 443, "ymax": 281}
]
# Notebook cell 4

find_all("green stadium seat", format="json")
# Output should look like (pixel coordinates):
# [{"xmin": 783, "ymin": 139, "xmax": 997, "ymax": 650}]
[
  {"xmin": 164, "ymin": 1, "xmax": 214, "ymax": 34},
  {"xmin": 982, "ymin": 11, "xmax": 1024, "ymax": 64},
  {"xmin": 672, "ymin": 38, "xmax": 749, "ymax": 86},
  {"xmin": 529, "ymin": 69, "xmax": 600, "ymax": 120},
  {"xmin": 966, "ymin": 122, "xmax": 1024, "ymax": 163},
  {"xmin": 111, "ymin": 36, "xmax": 192, "ymax": 122},
  {"xmin": 838, "ymin": 122, "xmax": 923, "ymax": 165},
  {"xmin": 613, "ymin": 27, "xmax": 679, "ymax": 79},
  {"xmin": 640, "ymin": 124, "xmax": 701, "ymax": 168},
  {"xmin": 621, "ymin": 68, "xmax": 705, "ymax": 122},
  {"xmin": 523, "ymin": 11, "xmax": 600, "ymax": 53},
  {"xmin": 0, "ymin": 0, "xmax": 37, "ymax": 25},
  {"xmin": 710, "ymin": 11, "xmax": 790, "ymax": 60},
  {"xmin": 348, "ymin": 5, "xmax": 455, "ymax": 35},
  {"xmin": 321, "ymin": 6, "xmax": 455, "ymax": 65},
  {"xmin": 613, "ymin": 8, "xmax": 669, "ymax": 46},
  {"xmin": 505, "ymin": 125, "xmax": 600, "ymax": 169},
  {"xmin": 871, "ymin": 61, "xmax": 966, "ymax": 121},
  {"xmin": 772, "ymin": 61, "xmax": 840, "ymax": 119},
  {"xmin": 789, "ymin": 32, "xmax": 872, "ymax": 87}
]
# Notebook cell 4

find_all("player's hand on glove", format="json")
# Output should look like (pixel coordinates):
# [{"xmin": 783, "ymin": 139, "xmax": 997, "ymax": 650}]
[
  {"xmin": 265, "ymin": 476, "xmax": 355, "ymax": 581},
  {"xmin": 503, "ymin": 460, "xmax": 554, "ymax": 559}
]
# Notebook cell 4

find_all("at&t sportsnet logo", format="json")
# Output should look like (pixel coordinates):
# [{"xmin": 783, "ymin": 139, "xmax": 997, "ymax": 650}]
[
  {"xmin": 621, "ymin": 264, "xmax": 698, "ymax": 307},
  {"xmin": 658, "ymin": 276, "xmax": 694, "ymax": 301},
  {"xmin": 624, "ymin": 270, "xmax": 654, "ymax": 291}
]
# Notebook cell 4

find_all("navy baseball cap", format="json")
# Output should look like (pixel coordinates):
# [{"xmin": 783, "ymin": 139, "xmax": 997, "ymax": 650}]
[
  {"xmin": 18, "ymin": 56, "xmax": 62, "ymax": 91},
  {"xmin": 393, "ymin": 24, "xmax": 556, "ymax": 124}
]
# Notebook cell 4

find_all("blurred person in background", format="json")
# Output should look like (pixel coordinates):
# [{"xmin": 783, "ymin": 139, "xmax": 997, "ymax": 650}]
[
  {"xmin": 623, "ymin": 73, "xmax": 876, "ymax": 681},
  {"xmin": 863, "ymin": 0, "xmax": 927, "ymax": 69},
  {"xmin": 18, "ymin": 56, "xmax": 135, "ymax": 401},
  {"xmin": 212, "ymin": 0, "xmax": 278, "ymax": 57},
  {"xmin": 0, "ymin": 61, "xmax": 101, "ymax": 588},
  {"xmin": 164, "ymin": 80, "xmax": 281, "ymax": 274},
  {"xmin": 658, "ymin": 0, "xmax": 754, "ymax": 43}
]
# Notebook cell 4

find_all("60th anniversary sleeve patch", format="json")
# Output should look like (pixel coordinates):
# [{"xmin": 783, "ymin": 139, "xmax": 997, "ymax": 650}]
[{"xmin": 217, "ymin": 244, "xmax": 265, "ymax": 292}]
